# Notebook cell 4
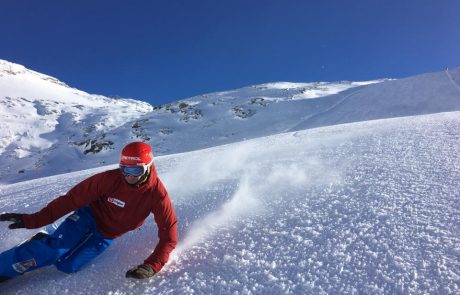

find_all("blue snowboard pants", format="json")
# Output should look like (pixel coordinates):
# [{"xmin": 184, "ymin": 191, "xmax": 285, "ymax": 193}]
[{"xmin": 0, "ymin": 207, "xmax": 112, "ymax": 278}]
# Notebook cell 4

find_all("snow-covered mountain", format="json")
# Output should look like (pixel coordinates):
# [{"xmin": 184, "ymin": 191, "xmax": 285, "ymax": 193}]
[
  {"xmin": 1, "ymin": 59, "xmax": 460, "ymax": 185},
  {"xmin": 0, "ymin": 60, "xmax": 153, "ymax": 183}
]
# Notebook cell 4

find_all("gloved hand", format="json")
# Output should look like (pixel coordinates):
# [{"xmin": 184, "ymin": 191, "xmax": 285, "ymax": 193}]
[
  {"xmin": 125, "ymin": 264, "xmax": 156, "ymax": 279},
  {"xmin": 0, "ymin": 213, "xmax": 25, "ymax": 229}
]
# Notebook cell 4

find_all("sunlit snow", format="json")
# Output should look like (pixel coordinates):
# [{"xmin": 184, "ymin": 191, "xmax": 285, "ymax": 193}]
[{"xmin": 1, "ymin": 112, "xmax": 459, "ymax": 294}]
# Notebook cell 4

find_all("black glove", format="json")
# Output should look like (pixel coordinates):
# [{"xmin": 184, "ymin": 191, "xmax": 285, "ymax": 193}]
[
  {"xmin": 0, "ymin": 213, "xmax": 25, "ymax": 229},
  {"xmin": 125, "ymin": 264, "xmax": 156, "ymax": 279}
]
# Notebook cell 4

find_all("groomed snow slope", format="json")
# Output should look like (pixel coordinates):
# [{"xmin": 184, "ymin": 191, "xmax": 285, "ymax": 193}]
[{"xmin": 1, "ymin": 111, "xmax": 459, "ymax": 294}]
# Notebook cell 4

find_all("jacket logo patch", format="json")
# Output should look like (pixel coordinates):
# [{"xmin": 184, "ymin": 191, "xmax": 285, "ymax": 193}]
[
  {"xmin": 12, "ymin": 258, "xmax": 37, "ymax": 273},
  {"xmin": 108, "ymin": 197, "xmax": 125, "ymax": 208}
]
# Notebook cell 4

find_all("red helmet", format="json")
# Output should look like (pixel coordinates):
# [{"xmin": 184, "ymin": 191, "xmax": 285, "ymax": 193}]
[{"xmin": 119, "ymin": 142, "xmax": 154, "ymax": 167}]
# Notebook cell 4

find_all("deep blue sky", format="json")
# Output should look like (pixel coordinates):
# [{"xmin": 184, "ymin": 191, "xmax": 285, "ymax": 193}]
[{"xmin": 1, "ymin": 0, "xmax": 459, "ymax": 105}]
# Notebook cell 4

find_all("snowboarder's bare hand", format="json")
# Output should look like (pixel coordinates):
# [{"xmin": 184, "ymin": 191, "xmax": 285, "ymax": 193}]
[
  {"xmin": 125, "ymin": 264, "xmax": 156, "ymax": 279},
  {"xmin": 0, "ymin": 213, "xmax": 25, "ymax": 229}
]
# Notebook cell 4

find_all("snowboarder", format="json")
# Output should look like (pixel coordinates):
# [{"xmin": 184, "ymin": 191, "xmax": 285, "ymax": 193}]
[{"xmin": 0, "ymin": 142, "xmax": 178, "ymax": 282}]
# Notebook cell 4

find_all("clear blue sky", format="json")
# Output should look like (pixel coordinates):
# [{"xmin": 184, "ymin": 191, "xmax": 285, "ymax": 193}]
[{"xmin": 1, "ymin": 0, "xmax": 459, "ymax": 105}]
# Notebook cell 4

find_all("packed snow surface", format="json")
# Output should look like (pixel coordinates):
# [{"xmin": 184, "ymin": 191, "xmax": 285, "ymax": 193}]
[{"xmin": 1, "ymin": 111, "xmax": 459, "ymax": 294}]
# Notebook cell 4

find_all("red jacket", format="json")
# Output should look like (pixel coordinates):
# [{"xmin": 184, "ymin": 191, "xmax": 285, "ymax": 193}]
[{"xmin": 22, "ymin": 168, "xmax": 178, "ymax": 273}]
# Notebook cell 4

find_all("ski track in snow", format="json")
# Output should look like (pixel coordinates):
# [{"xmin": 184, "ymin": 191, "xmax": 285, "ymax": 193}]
[
  {"xmin": 285, "ymin": 87, "xmax": 364, "ymax": 133},
  {"xmin": 446, "ymin": 69, "xmax": 460, "ymax": 93},
  {"xmin": 0, "ymin": 112, "xmax": 459, "ymax": 294}
]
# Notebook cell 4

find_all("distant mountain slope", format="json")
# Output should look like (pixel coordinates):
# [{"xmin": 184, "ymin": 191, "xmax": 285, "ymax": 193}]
[
  {"xmin": 289, "ymin": 69, "xmax": 460, "ymax": 131},
  {"xmin": 0, "ymin": 60, "xmax": 153, "ymax": 183},
  {"xmin": 1, "ymin": 59, "xmax": 459, "ymax": 184}
]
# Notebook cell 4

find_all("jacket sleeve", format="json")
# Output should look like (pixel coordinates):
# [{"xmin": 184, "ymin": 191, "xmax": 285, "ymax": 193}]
[
  {"xmin": 22, "ymin": 172, "xmax": 105, "ymax": 229},
  {"xmin": 144, "ymin": 179, "xmax": 178, "ymax": 273}
]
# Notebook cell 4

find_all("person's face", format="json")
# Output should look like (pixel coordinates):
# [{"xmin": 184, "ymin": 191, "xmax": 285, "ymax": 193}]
[{"xmin": 124, "ymin": 174, "xmax": 143, "ymax": 185}]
